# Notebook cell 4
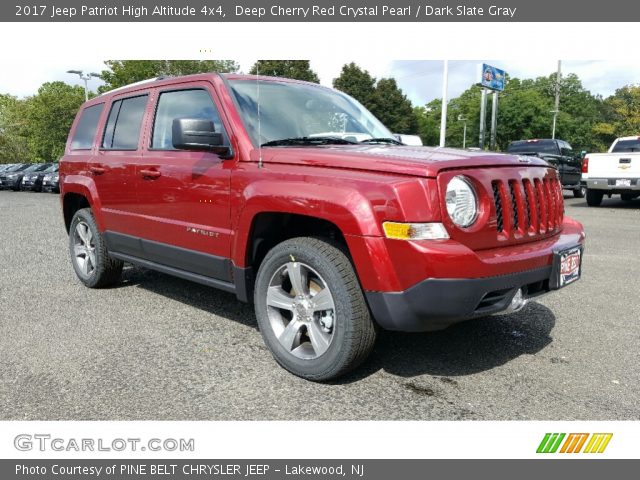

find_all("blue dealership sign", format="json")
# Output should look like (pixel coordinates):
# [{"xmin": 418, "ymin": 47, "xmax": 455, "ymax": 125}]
[{"xmin": 481, "ymin": 64, "xmax": 506, "ymax": 91}]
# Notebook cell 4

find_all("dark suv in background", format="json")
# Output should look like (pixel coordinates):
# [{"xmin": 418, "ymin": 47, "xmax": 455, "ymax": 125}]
[{"xmin": 507, "ymin": 139, "xmax": 585, "ymax": 198}]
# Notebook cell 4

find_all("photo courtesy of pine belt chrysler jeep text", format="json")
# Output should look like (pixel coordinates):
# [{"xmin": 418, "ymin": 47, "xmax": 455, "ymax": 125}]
[{"xmin": 59, "ymin": 73, "xmax": 585, "ymax": 381}]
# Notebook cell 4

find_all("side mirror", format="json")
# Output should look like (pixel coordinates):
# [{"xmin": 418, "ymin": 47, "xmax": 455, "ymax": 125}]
[{"xmin": 172, "ymin": 118, "xmax": 231, "ymax": 157}]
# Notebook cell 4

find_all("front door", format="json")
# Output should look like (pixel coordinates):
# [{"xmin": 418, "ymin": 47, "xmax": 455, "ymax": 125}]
[{"xmin": 134, "ymin": 85, "xmax": 233, "ymax": 281}]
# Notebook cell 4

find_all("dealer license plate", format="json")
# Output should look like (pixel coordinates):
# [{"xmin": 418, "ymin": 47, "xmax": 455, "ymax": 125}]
[
  {"xmin": 616, "ymin": 179, "xmax": 631, "ymax": 187},
  {"xmin": 558, "ymin": 247, "xmax": 581, "ymax": 287}
]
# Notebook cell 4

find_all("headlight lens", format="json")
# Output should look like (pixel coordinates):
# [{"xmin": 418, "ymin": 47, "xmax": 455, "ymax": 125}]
[
  {"xmin": 383, "ymin": 222, "xmax": 449, "ymax": 240},
  {"xmin": 445, "ymin": 176, "xmax": 478, "ymax": 227}
]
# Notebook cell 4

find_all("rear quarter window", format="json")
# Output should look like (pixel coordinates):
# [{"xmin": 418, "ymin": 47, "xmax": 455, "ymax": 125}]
[
  {"xmin": 102, "ymin": 94, "xmax": 149, "ymax": 150},
  {"xmin": 70, "ymin": 104, "xmax": 104, "ymax": 150}
]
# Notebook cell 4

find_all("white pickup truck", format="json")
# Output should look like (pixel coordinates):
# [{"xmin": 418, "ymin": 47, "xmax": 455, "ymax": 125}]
[{"xmin": 582, "ymin": 136, "xmax": 640, "ymax": 206}]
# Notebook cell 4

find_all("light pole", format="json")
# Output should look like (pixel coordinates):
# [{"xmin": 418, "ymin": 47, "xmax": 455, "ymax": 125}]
[
  {"xmin": 66, "ymin": 70, "xmax": 101, "ymax": 101},
  {"xmin": 457, "ymin": 114, "xmax": 467, "ymax": 149}
]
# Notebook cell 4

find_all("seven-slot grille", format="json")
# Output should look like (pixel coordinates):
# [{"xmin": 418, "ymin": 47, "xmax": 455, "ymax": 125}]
[{"xmin": 491, "ymin": 176, "xmax": 563, "ymax": 238}]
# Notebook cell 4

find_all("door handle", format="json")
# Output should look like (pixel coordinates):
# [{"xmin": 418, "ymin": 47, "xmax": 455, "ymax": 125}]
[
  {"xmin": 140, "ymin": 169, "xmax": 161, "ymax": 179},
  {"xmin": 89, "ymin": 165, "xmax": 106, "ymax": 175}
]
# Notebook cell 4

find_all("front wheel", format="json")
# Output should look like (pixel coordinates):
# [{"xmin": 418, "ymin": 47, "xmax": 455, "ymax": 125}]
[
  {"xmin": 586, "ymin": 189, "xmax": 603, "ymax": 207},
  {"xmin": 254, "ymin": 237, "xmax": 377, "ymax": 381},
  {"xmin": 69, "ymin": 208, "xmax": 123, "ymax": 288}
]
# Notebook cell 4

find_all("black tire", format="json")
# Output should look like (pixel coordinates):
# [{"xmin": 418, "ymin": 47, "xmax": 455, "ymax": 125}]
[
  {"xmin": 586, "ymin": 189, "xmax": 603, "ymax": 207},
  {"xmin": 254, "ymin": 237, "xmax": 377, "ymax": 381},
  {"xmin": 68, "ymin": 208, "xmax": 123, "ymax": 288},
  {"xmin": 573, "ymin": 186, "xmax": 586, "ymax": 198},
  {"xmin": 621, "ymin": 194, "xmax": 635, "ymax": 202}
]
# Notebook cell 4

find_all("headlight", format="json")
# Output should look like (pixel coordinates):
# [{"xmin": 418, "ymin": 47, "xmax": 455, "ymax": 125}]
[
  {"xmin": 445, "ymin": 176, "xmax": 478, "ymax": 228},
  {"xmin": 383, "ymin": 222, "xmax": 449, "ymax": 240},
  {"xmin": 53, "ymin": 174, "xmax": 59, "ymax": 181}
]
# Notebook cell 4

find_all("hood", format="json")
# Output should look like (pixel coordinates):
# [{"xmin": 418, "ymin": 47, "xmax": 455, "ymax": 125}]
[{"xmin": 249, "ymin": 145, "xmax": 550, "ymax": 177}]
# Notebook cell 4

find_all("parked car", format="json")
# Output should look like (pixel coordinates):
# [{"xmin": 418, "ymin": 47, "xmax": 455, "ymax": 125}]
[
  {"xmin": 20, "ymin": 163, "xmax": 55, "ymax": 192},
  {"xmin": 60, "ymin": 74, "xmax": 585, "ymax": 381},
  {"xmin": 42, "ymin": 168, "xmax": 61, "ymax": 193},
  {"xmin": 506, "ymin": 139, "xmax": 585, "ymax": 197},
  {"xmin": 581, "ymin": 136, "xmax": 640, "ymax": 206},
  {"xmin": 0, "ymin": 163, "xmax": 31, "ymax": 190}
]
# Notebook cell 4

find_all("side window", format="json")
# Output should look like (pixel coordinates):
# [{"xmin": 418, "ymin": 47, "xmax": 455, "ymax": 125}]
[
  {"xmin": 152, "ymin": 89, "xmax": 226, "ymax": 150},
  {"xmin": 70, "ymin": 104, "xmax": 104, "ymax": 150},
  {"xmin": 102, "ymin": 94, "xmax": 148, "ymax": 150},
  {"xmin": 560, "ymin": 141, "xmax": 573, "ymax": 156}
]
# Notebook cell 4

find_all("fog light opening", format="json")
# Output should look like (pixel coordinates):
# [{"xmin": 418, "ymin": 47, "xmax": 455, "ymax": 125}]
[{"xmin": 509, "ymin": 288, "xmax": 527, "ymax": 313}]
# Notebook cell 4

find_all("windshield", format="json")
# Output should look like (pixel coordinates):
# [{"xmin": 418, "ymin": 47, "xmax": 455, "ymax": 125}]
[
  {"xmin": 612, "ymin": 139, "xmax": 640, "ymax": 153},
  {"xmin": 25, "ymin": 164, "xmax": 50, "ymax": 172},
  {"xmin": 6, "ymin": 163, "xmax": 27, "ymax": 172},
  {"xmin": 507, "ymin": 141, "xmax": 559, "ymax": 155},
  {"xmin": 227, "ymin": 79, "xmax": 392, "ymax": 147},
  {"xmin": 43, "ymin": 164, "xmax": 59, "ymax": 173}
]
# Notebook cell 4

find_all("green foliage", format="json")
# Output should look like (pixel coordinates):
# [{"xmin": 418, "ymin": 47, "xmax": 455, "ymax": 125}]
[
  {"xmin": 24, "ymin": 82, "xmax": 86, "ymax": 161},
  {"xmin": 415, "ymin": 73, "xmax": 608, "ymax": 151},
  {"xmin": 99, "ymin": 60, "xmax": 240, "ymax": 93},
  {"xmin": 0, "ymin": 94, "xmax": 29, "ymax": 162},
  {"xmin": 332, "ymin": 63, "xmax": 376, "ymax": 107},
  {"xmin": 369, "ymin": 78, "xmax": 418, "ymax": 134},
  {"xmin": 592, "ymin": 85, "xmax": 640, "ymax": 150},
  {"xmin": 333, "ymin": 63, "xmax": 418, "ymax": 134},
  {"xmin": 1, "ymin": 83, "xmax": 85, "ymax": 162},
  {"xmin": 249, "ymin": 60, "xmax": 320, "ymax": 83}
]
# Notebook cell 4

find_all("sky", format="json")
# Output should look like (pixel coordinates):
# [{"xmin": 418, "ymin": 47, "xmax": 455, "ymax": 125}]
[{"xmin": 1, "ymin": 59, "xmax": 639, "ymax": 106}]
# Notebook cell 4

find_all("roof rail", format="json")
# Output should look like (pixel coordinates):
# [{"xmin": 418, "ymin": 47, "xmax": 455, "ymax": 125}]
[{"xmin": 97, "ymin": 76, "xmax": 171, "ymax": 97}]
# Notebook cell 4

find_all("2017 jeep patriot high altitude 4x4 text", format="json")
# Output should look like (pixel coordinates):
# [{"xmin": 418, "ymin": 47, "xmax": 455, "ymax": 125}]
[{"xmin": 60, "ymin": 73, "xmax": 585, "ymax": 381}]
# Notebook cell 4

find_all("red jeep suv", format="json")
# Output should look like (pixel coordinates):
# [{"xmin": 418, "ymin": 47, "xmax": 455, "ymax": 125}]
[{"xmin": 60, "ymin": 73, "xmax": 585, "ymax": 380}]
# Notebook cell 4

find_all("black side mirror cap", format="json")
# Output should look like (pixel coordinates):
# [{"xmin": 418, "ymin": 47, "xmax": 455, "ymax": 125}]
[{"xmin": 172, "ymin": 118, "xmax": 232, "ymax": 157}]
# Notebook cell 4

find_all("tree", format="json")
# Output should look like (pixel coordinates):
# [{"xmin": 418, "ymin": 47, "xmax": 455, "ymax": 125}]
[
  {"xmin": 0, "ymin": 94, "xmax": 29, "ymax": 163},
  {"xmin": 23, "ymin": 82, "xmax": 86, "ymax": 161},
  {"xmin": 333, "ymin": 62, "xmax": 376, "ymax": 108},
  {"xmin": 370, "ymin": 78, "xmax": 418, "ymax": 134},
  {"xmin": 592, "ymin": 85, "xmax": 640, "ymax": 150},
  {"xmin": 99, "ymin": 60, "xmax": 240, "ymax": 92},
  {"xmin": 249, "ymin": 60, "xmax": 319, "ymax": 83}
]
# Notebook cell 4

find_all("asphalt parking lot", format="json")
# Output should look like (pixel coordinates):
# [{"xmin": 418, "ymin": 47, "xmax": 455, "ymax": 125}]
[{"xmin": 0, "ymin": 190, "xmax": 639, "ymax": 420}]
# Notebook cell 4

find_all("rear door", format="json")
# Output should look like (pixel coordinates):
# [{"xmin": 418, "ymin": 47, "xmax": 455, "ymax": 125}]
[
  {"xmin": 133, "ymin": 83, "xmax": 234, "ymax": 281},
  {"xmin": 93, "ymin": 92, "xmax": 150, "ymax": 237}
]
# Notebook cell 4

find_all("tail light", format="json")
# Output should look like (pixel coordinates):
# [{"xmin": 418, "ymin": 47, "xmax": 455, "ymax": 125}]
[{"xmin": 581, "ymin": 157, "xmax": 589, "ymax": 174}]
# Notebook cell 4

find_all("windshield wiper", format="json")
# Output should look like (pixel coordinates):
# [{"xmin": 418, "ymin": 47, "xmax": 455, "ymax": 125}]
[
  {"xmin": 359, "ymin": 137, "xmax": 404, "ymax": 145},
  {"xmin": 260, "ymin": 136, "xmax": 357, "ymax": 147}
]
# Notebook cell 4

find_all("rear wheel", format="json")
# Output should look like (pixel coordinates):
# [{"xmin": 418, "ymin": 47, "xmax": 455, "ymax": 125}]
[
  {"xmin": 254, "ymin": 237, "xmax": 376, "ymax": 381},
  {"xmin": 621, "ymin": 194, "xmax": 636, "ymax": 202},
  {"xmin": 69, "ymin": 208, "xmax": 123, "ymax": 288},
  {"xmin": 586, "ymin": 189, "xmax": 603, "ymax": 207},
  {"xmin": 573, "ymin": 186, "xmax": 586, "ymax": 198}
]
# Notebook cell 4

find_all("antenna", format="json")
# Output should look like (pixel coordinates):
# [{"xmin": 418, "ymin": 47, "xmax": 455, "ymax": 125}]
[{"xmin": 257, "ymin": 63, "xmax": 263, "ymax": 169}]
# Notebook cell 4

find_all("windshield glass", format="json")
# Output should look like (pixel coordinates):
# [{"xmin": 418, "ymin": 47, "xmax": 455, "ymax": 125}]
[
  {"xmin": 228, "ymin": 79, "xmax": 392, "ymax": 146},
  {"xmin": 612, "ymin": 139, "xmax": 640, "ymax": 153},
  {"xmin": 507, "ymin": 141, "xmax": 558, "ymax": 155},
  {"xmin": 43, "ymin": 164, "xmax": 58, "ymax": 173},
  {"xmin": 6, "ymin": 164, "xmax": 26, "ymax": 172}
]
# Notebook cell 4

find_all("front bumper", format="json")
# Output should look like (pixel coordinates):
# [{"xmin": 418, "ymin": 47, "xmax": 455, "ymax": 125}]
[
  {"xmin": 367, "ymin": 264, "xmax": 564, "ymax": 331},
  {"xmin": 586, "ymin": 178, "xmax": 640, "ymax": 192},
  {"xmin": 360, "ymin": 218, "xmax": 585, "ymax": 332}
]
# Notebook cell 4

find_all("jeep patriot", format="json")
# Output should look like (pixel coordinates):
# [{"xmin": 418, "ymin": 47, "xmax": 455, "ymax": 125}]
[{"xmin": 60, "ymin": 73, "xmax": 585, "ymax": 380}]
